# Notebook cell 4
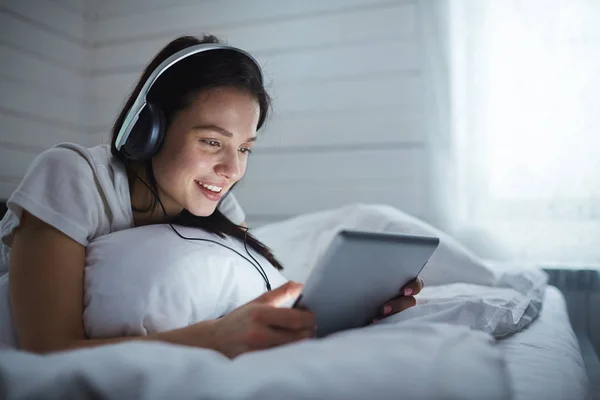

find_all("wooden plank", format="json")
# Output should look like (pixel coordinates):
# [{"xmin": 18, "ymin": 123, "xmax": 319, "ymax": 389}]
[
  {"xmin": 233, "ymin": 147, "xmax": 429, "ymax": 217},
  {"xmin": 47, "ymin": 0, "xmax": 87, "ymax": 16},
  {"xmin": 90, "ymin": 74, "xmax": 424, "ymax": 128},
  {"xmin": 257, "ymin": 110, "xmax": 426, "ymax": 148},
  {"xmin": 0, "ymin": 179, "xmax": 20, "ymax": 200},
  {"xmin": 0, "ymin": 79, "xmax": 85, "ymax": 128},
  {"xmin": 242, "ymin": 147, "xmax": 425, "ymax": 181},
  {"xmin": 271, "ymin": 74, "xmax": 423, "ymax": 113},
  {"xmin": 0, "ymin": 44, "xmax": 83, "ymax": 98},
  {"xmin": 0, "ymin": 146, "xmax": 38, "ymax": 179},
  {"xmin": 234, "ymin": 180, "xmax": 428, "ymax": 219},
  {"xmin": 0, "ymin": 113, "xmax": 91, "ymax": 150},
  {"xmin": 91, "ymin": 0, "xmax": 414, "ymax": 41},
  {"xmin": 260, "ymin": 39, "xmax": 419, "ymax": 84},
  {"xmin": 90, "ymin": 39, "xmax": 419, "ymax": 101},
  {"xmin": 1, "ymin": 0, "xmax": 85, "ymax": 42},
  {"xmin": 0, "ymin": 12, "xmax": 85, "ymax": 70},
  {"xmin": 89, "ymin": 3, "xmax": 416, "ymax": 72},
  {"xmin": 87, "ymin": 131, "xmax": 112, "ymax": 147}
]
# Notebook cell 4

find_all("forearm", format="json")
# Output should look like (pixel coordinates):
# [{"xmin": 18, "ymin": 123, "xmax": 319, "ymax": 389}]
[{"xmin": 34, "ymin": 320, "xmax": 217, "ymax": 354}]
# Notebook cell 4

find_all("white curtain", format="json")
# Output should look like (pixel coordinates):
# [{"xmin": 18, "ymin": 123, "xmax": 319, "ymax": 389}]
[{"xmin": 446, "ymin": 0, "xmax": 600, "ymax": 266}]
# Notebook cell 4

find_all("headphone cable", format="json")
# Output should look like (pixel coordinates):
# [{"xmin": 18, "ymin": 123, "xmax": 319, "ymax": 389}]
[{"xmin": 129, "ymin": 166, "xmax": 272, "ymax": 291}]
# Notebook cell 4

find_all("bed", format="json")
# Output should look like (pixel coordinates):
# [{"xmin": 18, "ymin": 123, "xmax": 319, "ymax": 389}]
[
  {"xmin": 0, "ymin": 284, "xmax": 589, "ymax": 400},
  {"xmin": 0, "ymin": 203, "xmax": 594, "ymax": 399},
  {"xmin": 498, "ymin": 285, "xmax": 589, "ymax": 400}
]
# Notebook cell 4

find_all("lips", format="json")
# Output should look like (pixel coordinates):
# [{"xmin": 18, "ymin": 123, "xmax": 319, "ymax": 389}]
[{"xmin": 195, "ymin": 180, "xmax": 224, "ymax": 201}]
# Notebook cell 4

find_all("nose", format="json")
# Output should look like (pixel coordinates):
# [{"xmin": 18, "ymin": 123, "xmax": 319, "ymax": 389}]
[{"xmin": 215, "ymin": 147, "xmax": 242, "ymax": 180}]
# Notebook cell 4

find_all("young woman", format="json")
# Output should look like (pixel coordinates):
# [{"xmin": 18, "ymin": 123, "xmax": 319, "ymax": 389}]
[{"xmin": 2, "ymin": 35, "xmax": 423, "ymax": 358}]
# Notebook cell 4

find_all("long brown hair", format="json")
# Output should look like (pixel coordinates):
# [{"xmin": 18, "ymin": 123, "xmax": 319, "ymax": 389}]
[{"xmin": 109, "ymin": 34, "xmax": 282, "ymax": 270}]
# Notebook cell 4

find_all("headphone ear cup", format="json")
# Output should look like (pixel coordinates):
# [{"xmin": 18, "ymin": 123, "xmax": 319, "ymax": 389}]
[{"xmin": 121, "ymin": 102, "xmax": 166, "ymax": 160}]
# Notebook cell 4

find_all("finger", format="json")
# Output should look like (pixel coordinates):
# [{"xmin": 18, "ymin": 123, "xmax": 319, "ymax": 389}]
[
  {"xmin": 252, "ymin": 281, "xmax": 304, "ymax": 307},
  {"xmin": 401, "ymin": 278, "xmax": 424, "ymax": 296},
  {"xmin": 255, "ymin": 306, "xmax": 316, "ymax": 331},
  {"xmin": 417, "ymin": 278, "xmax": 424, "ymax": 291},
  {"xmin": 380, "ymin": 296, "xmax": 417, "ymax": 317}
]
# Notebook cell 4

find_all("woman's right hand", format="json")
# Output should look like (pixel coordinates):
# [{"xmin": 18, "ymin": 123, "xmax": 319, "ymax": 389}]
[{"xmin": 205, "ymin": 281, "xmax": 316, "ymax": 359}]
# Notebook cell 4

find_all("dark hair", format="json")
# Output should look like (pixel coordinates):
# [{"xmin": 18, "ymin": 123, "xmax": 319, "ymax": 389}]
[{"xmin": 110, "ymin": 34, "xmax": 282, "ymax": 271}]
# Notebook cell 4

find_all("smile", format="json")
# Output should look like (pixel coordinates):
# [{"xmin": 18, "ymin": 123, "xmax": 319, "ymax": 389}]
[
  {"xmin": 195, "ymin": 180, "xmax": 226, "ymax": 202},
  {"xmin": 196, "ymin": 181, "xmax": 223, "ymax": 193}
]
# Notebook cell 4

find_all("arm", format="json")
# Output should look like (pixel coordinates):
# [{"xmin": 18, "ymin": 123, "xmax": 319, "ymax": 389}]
[
  {"xmin": 9, "ymin": 211, "xmax": 216, "ymax": 354},
  {"xmin": 10, "ymin": 212, "xmax": 312, "ymax": 355}
]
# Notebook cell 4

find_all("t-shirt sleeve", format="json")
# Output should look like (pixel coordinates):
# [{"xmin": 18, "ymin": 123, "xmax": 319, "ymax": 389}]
[
  {"xmin": 217, "ymin": 192, "xmax": 246, "ymax": 225},
  {"xmin": 4, "ymin": 146, "xmax": 104, "ymax": 247}
]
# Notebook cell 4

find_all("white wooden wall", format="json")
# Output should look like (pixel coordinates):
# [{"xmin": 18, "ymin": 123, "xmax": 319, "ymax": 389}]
[
  {"xmin": 0, "ymin": 0, "xmax": 94, "ymax": 198},
  {"xmin": 1, "ymin": 0, "xmax": 448, "ymax": 230}
]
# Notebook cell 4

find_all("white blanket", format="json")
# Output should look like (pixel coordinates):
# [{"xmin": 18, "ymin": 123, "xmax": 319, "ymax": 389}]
[
  {"xmin": 0, "ymin": 322, "xmax": 511, "ymax": 400},
  {"xmin": 253, "ymin": 204, "xmax": 549, "ymax": 338},
  {"xmin": 377, "ymin": 282, "xmax": 543, "ymax": 338},
  {"xmin": 0, "ymin": 203, "xmax": 552, "ymax": 399}
]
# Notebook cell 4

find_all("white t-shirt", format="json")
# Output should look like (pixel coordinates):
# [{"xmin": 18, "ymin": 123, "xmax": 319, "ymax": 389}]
[{"xmin": 0, "ymin": 142, "xmax": 246, "ymax": 274}]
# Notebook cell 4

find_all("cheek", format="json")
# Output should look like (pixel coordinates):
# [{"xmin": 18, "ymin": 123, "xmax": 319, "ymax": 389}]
[
  {"xmin": 178, "ymin": 153, "xmax": 214, "ymax": 179},
  {"xmin": 240, "ymin": 158, "xmax": 249, "ymax": 176},
  {"xmin": 155, "ymin": 151, "xmax": 208, "ymax": 186}
]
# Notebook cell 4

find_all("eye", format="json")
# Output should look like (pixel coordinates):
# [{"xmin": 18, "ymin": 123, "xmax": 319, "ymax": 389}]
[
  {"xmin": 201, "ymin": 140, "xmax": 220, "ymax": 147},
  {"xmin": 239, "ymin": 147, "xmax": 253, "ymax": 155}
]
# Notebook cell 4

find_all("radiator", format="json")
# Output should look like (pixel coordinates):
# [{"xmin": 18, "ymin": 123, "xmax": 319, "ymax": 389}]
[
  {"xmin": 543, "ymin": 267, "xmax": 600, "ymax": 338},
  {"xmin": 544, "ymin": 266, "xmax": 600, "ymax": 398}
]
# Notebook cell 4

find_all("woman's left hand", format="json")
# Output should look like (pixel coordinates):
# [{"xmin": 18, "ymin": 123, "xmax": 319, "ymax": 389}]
[{"xmin": 372, "ymin": 278, "xmax": 424, "ymax": 323}]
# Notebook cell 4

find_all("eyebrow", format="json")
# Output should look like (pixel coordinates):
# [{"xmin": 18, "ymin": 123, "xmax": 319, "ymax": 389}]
[{"xmin": 192, "ymin": 124, "xmax": 257, "ymax": 142}]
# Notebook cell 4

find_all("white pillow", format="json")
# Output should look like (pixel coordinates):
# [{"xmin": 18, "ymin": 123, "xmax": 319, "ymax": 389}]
[
  {"xmin": 83, "ymin": 224, "xmax": 288, "ymax": 339},
  {"xmin": 253, "ymin": 203, "xmax": 496, "ymax": 287}
]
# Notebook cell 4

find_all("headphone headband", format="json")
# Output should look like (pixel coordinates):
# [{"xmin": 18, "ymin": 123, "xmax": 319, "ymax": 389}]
[{"xmin": 115, "ymin": 43, "xmax": 262, "ymax": 152}]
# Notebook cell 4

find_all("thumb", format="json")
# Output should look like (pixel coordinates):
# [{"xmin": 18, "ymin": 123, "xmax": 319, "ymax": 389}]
[{"xmin": 253, "ymin": 281, "xmax": 303, "ymax": 307}]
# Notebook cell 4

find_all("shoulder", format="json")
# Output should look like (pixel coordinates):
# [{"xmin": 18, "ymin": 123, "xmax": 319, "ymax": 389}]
[
  {"xmin": 4, "ymin": 143, "xmax": 122, "ymax": 246},
  {"xmin": 24, "ymin": 142, "xmax": 124, "ymax": 197},
  {"xmin": 15, "ymin": 143, "xmax": 111, "ymax": 203},
  {"xmin": 31, "ymin": 142, "xmax": 111, "ymax": 175}
]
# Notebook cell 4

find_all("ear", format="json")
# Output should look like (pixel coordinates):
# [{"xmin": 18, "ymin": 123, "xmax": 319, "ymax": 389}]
[{"xmin": 122, "ymin": 102, "xmax": 166, "ymax": 160}]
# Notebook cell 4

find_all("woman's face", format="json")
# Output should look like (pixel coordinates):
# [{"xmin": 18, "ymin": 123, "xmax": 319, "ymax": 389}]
[{"xmin": 151, "ymin": 86, "xmax": 260, "ymax": 217}]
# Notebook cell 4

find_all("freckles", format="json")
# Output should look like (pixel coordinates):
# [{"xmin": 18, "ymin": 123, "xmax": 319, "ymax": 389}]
[{"xmin": 186, "ymin": 153, "xmax": 214, "ymax": 174}]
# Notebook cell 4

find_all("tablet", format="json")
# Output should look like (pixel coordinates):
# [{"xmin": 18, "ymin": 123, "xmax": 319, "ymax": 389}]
[{"xmin": 292, "ymin": 229, "xmax": 439, "ymax": 338}]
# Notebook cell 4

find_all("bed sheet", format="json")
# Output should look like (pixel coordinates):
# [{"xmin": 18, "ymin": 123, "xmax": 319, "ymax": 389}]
[{"xmin": 498, "ymin": 285, "xmax": 589, "ymax": 400}]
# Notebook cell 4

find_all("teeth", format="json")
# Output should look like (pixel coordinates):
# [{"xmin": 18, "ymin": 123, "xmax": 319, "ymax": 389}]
[{"xmin": 198, "ymin": 182, "xmax": 223, "ymax": 193}]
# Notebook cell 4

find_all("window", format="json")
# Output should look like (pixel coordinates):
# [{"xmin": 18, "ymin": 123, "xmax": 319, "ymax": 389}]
[{"xmin": 449, "ymin": 0, "xmax": 600, "ymax": 265}]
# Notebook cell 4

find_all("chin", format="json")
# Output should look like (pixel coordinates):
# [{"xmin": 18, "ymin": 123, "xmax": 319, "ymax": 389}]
[{"xmin": 186, "ymin": 204, "xmax": 218, "ymax": 218}]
